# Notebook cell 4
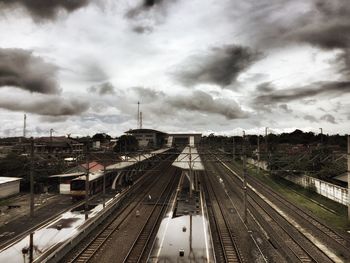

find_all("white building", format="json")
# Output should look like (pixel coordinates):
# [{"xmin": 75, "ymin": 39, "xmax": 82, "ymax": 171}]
[{"xmin": 0, "ymin": 177, "xmax": 21, "ymax": 198}]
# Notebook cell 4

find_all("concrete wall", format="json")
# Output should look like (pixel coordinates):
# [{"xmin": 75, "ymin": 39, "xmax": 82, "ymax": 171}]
[
  {"xmin": 283, "ymin": 174, "xmax": 348, "ymax": 205},
  {"xmin": 247, "ymin": 158, "xmax": 268, "ymax": 170},
  {"xmin": 0, "ymin": 181, "xmax": 20, "ymax": 198},
  {"xmin": 247, "ymin": 158, "xmax": 348, "ymax": 205}
]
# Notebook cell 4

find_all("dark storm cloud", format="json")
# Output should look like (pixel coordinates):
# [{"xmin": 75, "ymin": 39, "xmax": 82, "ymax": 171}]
[
  {"xmin": 320, "ymin": 114, "xmax": 337, "ymax": 124},
  {"xmin": 304, "ymin": 115, "xmax": 317, "ymax": 123},
  {"xmin": 0, "ymin": 0, "xmax": 91, "ymax": 20},
  {"xmin": 0, "ymin": 96, "xmax": 89, "ymax": 116},
  {"xmin": 132, "ymin": 25, "xmax": 153, "ymax": 34},
  {"xmin": 89, "ymin": 82, "xmax": 115, "ymax": 95},
  {"xmin": 0, "ymin": 48, "xmax": 59, "ymax": 94},
  {"xmin": 173, "ymin": 44, "xmax": 261, "ymax": 87},
  {"xmin": 126, "ymin": 0, "xmax": 165, "ymax": 19},
  {"xmin": 167, "ymin": 90, "xmax": 248, "ymax": 119},
  {"xmin": 254, "ymin": 80, "xmax": 350, "ymax": 106}
]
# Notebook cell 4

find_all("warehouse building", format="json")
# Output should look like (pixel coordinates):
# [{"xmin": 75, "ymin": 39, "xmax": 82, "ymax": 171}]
[{"xmin": 0, "ymin": 177, "xmax": 21, "ymax": 199}]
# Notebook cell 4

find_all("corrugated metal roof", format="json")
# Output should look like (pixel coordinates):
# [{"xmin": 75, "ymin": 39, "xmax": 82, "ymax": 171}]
[
  {"xmin": 0, "ymin": 177, "xmax": 21, "ymax": 184},
  {"xmin": 172, "ymin": 146, "xmax": 204, "ymax": 170},
  {"xmin": 106, "ymin": 148, "xmax": 170, "ymax": 171},
  {"xmin": 49, "ymin": 172, "xmax": 85, "ymax": 178}
]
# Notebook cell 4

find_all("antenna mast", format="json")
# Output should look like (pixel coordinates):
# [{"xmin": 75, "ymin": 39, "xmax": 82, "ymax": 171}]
[{"xmin": 140, "ymin": 112, "xmax": 143, "ymax": 129}]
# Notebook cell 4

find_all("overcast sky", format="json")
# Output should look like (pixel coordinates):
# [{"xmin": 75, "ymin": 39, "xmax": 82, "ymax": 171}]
[{"xmin": 0, "ymin": 0, "xmax": 349, "ymax": 137}]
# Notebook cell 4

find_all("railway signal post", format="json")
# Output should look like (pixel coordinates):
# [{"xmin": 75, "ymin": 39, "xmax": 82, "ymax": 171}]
[{"xmin": 243, "ymin": 131, "xmax": 248, "ymax": 224}]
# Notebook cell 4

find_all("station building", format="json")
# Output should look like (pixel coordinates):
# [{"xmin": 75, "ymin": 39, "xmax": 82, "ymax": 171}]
[
  {"xmin": 125, "ymin": 129, "xmax": 202, "ymax": 148},
  {"xmin": 125, "ymin": 129, "xmax": 167, "ymax": 148}
]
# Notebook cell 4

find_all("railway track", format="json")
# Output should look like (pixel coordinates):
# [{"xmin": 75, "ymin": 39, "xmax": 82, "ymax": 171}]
[
  {"xmin": 122, "ymin": 168, "xmax": 179, "ymax": 263},
  {"xmin": 66, "ymin": 159, "xmax": 177, "ymax": 263},
  {"xmin": 209, "ymin": 152, "xmax": 349, "ymax": 262},
  {"xmin": 202, "ymin": 164, "xmax": 244, "ymax": 263},
  {"xmin": 218, "ymin": 153, "xmax": 350, "ymax": 261}
]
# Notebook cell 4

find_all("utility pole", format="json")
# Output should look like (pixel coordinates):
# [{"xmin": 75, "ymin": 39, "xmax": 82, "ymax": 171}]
[
  {"xmin": 30, "ymin": 137, "xmax": 34, "ymax": 217},
  {"xmin": 103, "ymin": 164, "xmax": 106, "ymax": 208},
  {"xmin": 232, "ymin": 136, "xmax": 235, "ymax": 162},
  {"xmin": 347, "ymin": 135, "xmax": 350, "ymax": 221},
  {"xmin": 257, "ymin": 135, "xmax": 260, "ymax": 175},
  {"xmin": 85, "ymin": 140, "xmax": 90, "ymax": 220},
  {"xmin": 137, "ymin": 101, "xmax": 140, "ymax": 129},
  {"xmin": 23, "ymin": 114, "xmax": 27, "ymax": 138},
  {"xmin": 243, "ymin": 131, "xmax": 247, "ymax": 224},
  {"xmin": 265, "ymin": 127, "xmax": 269, "ymax": 173}
]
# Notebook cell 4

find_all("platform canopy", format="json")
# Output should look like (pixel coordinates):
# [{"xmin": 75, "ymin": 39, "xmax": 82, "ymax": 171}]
[
  {"xmin": 0, "ymin": 177, "xmax": 21, "ymax": 184},
  {"xmin": 106, "ymin": 148, "xmax": 170, "ymax": 171},
  {"xmin": 172, "ymin": 146, "xmax": 204, "ymax": 170}
]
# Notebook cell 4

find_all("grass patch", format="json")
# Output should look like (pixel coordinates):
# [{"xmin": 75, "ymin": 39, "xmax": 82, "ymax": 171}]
[{"xmin": 231, "ymin": 161, "xmax": 350, "ymax": 231}]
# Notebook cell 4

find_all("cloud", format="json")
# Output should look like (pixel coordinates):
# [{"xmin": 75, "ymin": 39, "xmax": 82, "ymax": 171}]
[
  {"xmin": 126, "ymin": 0, "xmax": 166, "ymax": 19},
  {"xmin": 320, "ymin": 114, "xmax": 337, "ymax": 124},
  {"xmin": 166, "ymin": 90, "xmax": 248, "ymax": 119},
  {"xmin": 0, "ymin": 48, "xmax": 60, "ymax": 94},
  {"xmin": 89, "ymin": 82, "xmax": 115, "ymax": 95},
  {"xmin": 173, "ymin": 44, "xmax": 261, "ymax": 87},
  {"xmin": 0, "ymin": 0, "xmax": 91, "ymax": 21},
  {"xmin": 304, "ymin": 115, "xmax": 317, "ymax": 123},
  {"xmin": 0, "ymin": 95, "xmax": 89, "ymax": 116},
  {"xmin": 279, "ymin": 104, "xmax": 292, "ymax": 113},
  {"xmin": 254, "ymin": 80, "xmax": 350, "ymax": 106},
  {"xmin": 132, "ymin": 86, "xmax": 165, "ymax": 103}
]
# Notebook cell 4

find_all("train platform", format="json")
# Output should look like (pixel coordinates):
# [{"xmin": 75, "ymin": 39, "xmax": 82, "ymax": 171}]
[{"xmin": 148, "ymin": 173, "xmax": 215, "ymax": 262}]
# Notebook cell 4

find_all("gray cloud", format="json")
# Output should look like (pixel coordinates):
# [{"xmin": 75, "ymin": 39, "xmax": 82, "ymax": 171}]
[
  {"xmin": 173, "ymin": 44, "xmax": 261, "ymax": 87},
  {"xmin": 320, "ymin": 114, "xmax": 337, "ymax": 124},
  {"xmin": 304, "ymin": 115, "xmax": 317, "ymax": 123},
  {"xmin": 167, "ymin": 90, "xmax": 248, "ymax": 119},
  {"xmin": 0, "ymin": 0, "xmax": 91, "ymax": 21},
  {"xmin": 89, "ymin": 82, "xmax": 115, "ymax": 95},
  {"xmin": 0, "ymin": 96, "xmax": 89, "ymax": 116},
  {"xmin": 279, "ymin": 104, "xmax": 292, "ymax": 113},
  {"xmin": 0, "ymin": 48, "xmax": 59, "ymax": 94},
  {"xmin": 132, "ymin": 86, "xmax": 165, "ymax": 103},
  {"xmin": 126, "ymin": 0, "xmax": 165, "ymax": 19},
  {"xmin": 254, "ymin": 80, "xmax": 350, "ymax": 106}
]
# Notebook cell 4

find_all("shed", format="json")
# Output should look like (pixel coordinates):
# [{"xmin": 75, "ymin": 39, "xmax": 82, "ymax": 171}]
[{"xmin": 0, "ymin": 177, "xmax": 21, "ymax": 198}]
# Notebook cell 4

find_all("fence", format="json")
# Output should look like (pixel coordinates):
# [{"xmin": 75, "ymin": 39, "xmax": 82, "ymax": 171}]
[{"xmin": 247, "ymin": 158, "xmax": 348, "ymax": 205}]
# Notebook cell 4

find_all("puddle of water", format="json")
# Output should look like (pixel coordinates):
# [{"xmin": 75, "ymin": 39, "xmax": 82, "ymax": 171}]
[{"xmin": 0, "ymin": 194, "xmax": 119, "ymax": 262}]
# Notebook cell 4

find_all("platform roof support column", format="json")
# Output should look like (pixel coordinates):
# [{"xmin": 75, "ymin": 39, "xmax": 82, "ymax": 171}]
[{"xmin": 189, "ymin": 146, "xmax": 192, "ymax": 199}]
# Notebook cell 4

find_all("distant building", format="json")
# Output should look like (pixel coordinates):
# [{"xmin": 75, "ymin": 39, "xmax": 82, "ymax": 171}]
[
  {"xmin": 0, "ymin": 177, "xmax": 21, "ymax": 198},
  {"xmin": 167, "ymin": 133, "xmax": 202, "ymax": 147},
  {"xmin": 125, "ymin": 129, "xmax": 167, "ymax": 148}
]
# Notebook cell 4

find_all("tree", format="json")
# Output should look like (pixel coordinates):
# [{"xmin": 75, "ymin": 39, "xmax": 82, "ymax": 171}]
[{"xmin": 114, "ymin": 135, "xmax": 138, "ymax": 153}]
